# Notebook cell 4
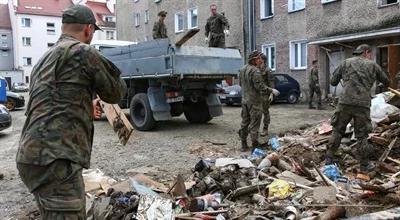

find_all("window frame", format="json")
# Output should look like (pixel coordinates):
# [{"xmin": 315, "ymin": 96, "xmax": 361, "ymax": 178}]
[
  {"xmin": 321, "ymin": 0, "xmax": 339, "ymax": 4},
  {"xmin": 187, "ymin": 7, "xmax": 198, "ymax": 29},
  {"xmin": 22, "ymin": 37, "xmax": 31, "ymax": 46},
  {"xmin": 1, "ymin": 34, "xmax": 6, "ymax": 40},
  {"xmin": 261, "ymin": 43, "xmax": 276, "ymax": 71},
  {"xmin": 260, "ymin": 0, "xmax": 274, "ymax": 19},
  {"xmin": 46, "ymin": 22, "xmax": 56, "ymax": 35},
  {"xmin": 289, "ymin": 40, "xmax": 307, "ymax": 70},
  {"xmin": 21, "ymin": 18, "xmax": 31, "ymax": 27},
  {"xmin": 23, "ymin": 57, "xmax": 32, "ymax": 66},
  {"xmin": 1, "ymin": 41, "xmax": 7, "ymax": 47},
  {"xmin": 175, "ymin": 12, "xmax": 184, "ymax": 33},
  {"xmin": 106, "ymin": 30, "xmax": 115, "ymax": 40},
  {"xmin": 378, "ymin": 0, "xmax": 399, "ymax": 7},
  {"xmin": 1, "ymin": 50, "xmax": 8, "ymax": 56},
  {"xmin": 288, "ymin": 0, "xmax": 306, "ymax": 13},
  {"xmin": 144, "ymin": 10, "xmax": 149, "ymax": 24},
  {"xmin": 135, "ymin": 13, "xmax": 141, "ymax": 27}
]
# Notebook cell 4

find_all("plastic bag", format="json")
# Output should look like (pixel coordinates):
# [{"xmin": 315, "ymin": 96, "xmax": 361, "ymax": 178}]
[{"xmin": 268, "ymin": 179, "xmax": 292, "ymax": 199}]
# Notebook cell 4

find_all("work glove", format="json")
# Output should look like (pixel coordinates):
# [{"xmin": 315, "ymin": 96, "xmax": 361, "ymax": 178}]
[
  {"xmin": 224, "ymin": 30, "xmax": 230, "ymax": 37},
  {"xmin": 272, "ymin": 89, "xmax": 280, "ymax": 96},
  {"xmin": 315, "ymin": 83, "xmax": 320, "ymax": 88},
  {"xmin": 205, "ymin": 37, "xmax": 209, "ymax": 43},
  {"xmin": 269, "ymin": 93, "xmax": 274, "ymax": 102}
]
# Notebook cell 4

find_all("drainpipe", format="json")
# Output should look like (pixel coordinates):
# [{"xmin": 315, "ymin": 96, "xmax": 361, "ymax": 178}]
[{"xmin": 243, "ymin": 0, "xmax": 256, "ymax": 62}]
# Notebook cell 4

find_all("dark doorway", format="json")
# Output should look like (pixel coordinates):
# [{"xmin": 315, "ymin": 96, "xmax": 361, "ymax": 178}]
[{"xmin": 5, "ymin": 77, "xmax": 11, "ymax": 90}]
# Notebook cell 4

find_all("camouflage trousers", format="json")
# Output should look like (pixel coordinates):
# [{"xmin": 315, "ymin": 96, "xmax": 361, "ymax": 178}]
[
  {"xmin": 17, "ymin": 160, "xmax": 86, "ymax": 220},
  {"xmin": 309, "ymin": 85, "xmax": 322, "ymax": 106},
  {"xmin": 209, "ymin": 34, "xmax": 225, "ymax": 48},
  {"xmin": 239, "ymin": 103, "xmax": 262, "ymax": 145},
  {"xmin": 327, "ymin": 104, "xmax": 373, "ymax": 167},
  {"xmin": 262, "ymin": 100, "xmax": 271, "ymax": 135}
]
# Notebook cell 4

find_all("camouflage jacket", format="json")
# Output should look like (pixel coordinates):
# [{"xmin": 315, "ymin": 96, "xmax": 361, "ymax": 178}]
[
  {"xmin": 308, "ymin": 67, "xmax": 319, "ymax": 87},
  {"xmin": 260, "ymin": 66, "xmax": 275, "ymax": 104},
  {"xmin": 17, "ymin": 34, "xmax": 127, "ymax": 168},
  {"xmin": 331, "ymin": 56, "xmax": 389, "ymax": 108},
  {"xmin": 152, "ymin": 20, "xmax": 168, "ymax": 39},
  {"xmin": 239, "ymin": 64, "xmax": 273, "ymax": 107},
  {"xmin": 205, "ymin": 13, "xmax": 229, "ymax": 37}
]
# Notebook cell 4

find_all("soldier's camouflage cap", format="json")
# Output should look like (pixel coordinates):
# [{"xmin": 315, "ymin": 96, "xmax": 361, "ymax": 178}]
[
  {"xmin": 248, "ymin": 50, "xmax": 262, "ymax": 60},
  {"xmin": 353, "ymin": 44, "xmax": 371, "ymax": 55},
  {"xmin": 158, "ymin": 11, "xmax": 167, "ymax": 17},
  {"xmin": 62, "ymin": 5, "xmax": 101, "ymax": 31}
]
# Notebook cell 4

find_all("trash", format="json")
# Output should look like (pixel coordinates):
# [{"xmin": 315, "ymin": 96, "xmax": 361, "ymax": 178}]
[
  {"xmin": 268, "ymin": 179, "xmax": 292, "ymax": 199},
  {"xmin": 322, "ymin": 165, "xmax": 341, "ymax": 182},
  {"xmin": 371, "ymin": 94, "xmax": 400, "ymax": 124},
  {"xmin": 136, "ymin": 195, "xmax": 174, "ymax": 220},
  {"xmin": 215, "ymin": 158, "xmax": 255, "ymax": 168},
  {"xmin": 284, "ymin": 206, "xmax": 299, "ymax": 220},
  {"xmin": 188, "ymin": 193, "xmax": 221, "ymax": 211},
  {"xmin": 318, "ymin": 121, "xmax": 333, "ymax": 135},
  {"xmin": 82, "ymin": 169, "xmax": 117, "ymax": 194},
  {"xmin": 277, "ymin": 171, "xmax": 313, "ymax": 186},
  {"xmin": 269, "ymin": 137, "xmax": 280, "ymax": 151},
  {"xmin": 131, "ymin": 173, "xmax": 168, "ymax": 193},
  {"xmin": 130, "ymin": 178, "xmax": 159, "ymax": 197},
  {"xmin": 313, "ymin": 186, "xmax": 337, "ymax": 204},
  {"xmin": 249, "ymin": 148, "xmax": 267, "ymax": 160}
]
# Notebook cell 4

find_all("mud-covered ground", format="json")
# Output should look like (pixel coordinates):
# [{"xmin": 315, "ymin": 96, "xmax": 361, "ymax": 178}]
[{"xmin": 0, "ymin": 94, "xmax": 333, "ymax": 219}]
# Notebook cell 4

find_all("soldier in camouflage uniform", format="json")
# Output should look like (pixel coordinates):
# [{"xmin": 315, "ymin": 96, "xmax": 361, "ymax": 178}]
[
  {"xmin": 153, "ymin": 11, "xmax": 168, "ymax": 39},
  {"xmin": 239, "ymin": 51, "xmax": 280, "ymax": 151},
  {"xmin": 326, "ymin": 44, "xmax": 389, "ymax": 173},
  {"xmin": 16, "ymin": 5, "xmax": 127, "ymax": 219},
  {"xmin": 205, "ymin": 4, "xmax": 230, "ymax": 48},
  {"xmin": 308, "ymin": 60, "xmax": 322, "ymax": 109},
  {"xmin": 260, "ymin": 54, "xmax": 275, "ymax": 137}
]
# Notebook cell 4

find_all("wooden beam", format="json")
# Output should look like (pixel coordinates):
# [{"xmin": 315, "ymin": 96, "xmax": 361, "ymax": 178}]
[{"xmin": 175, "ymin": 28, "xmax": 200, "ymax": 47}]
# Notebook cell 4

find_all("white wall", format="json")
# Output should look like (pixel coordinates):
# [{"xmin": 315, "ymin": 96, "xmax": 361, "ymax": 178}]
[
  {"xmin": 0, "ymin": 70, "xmax": 24, "ymax": 86},
  {"xmin": 94, "ymin": 27, "xmax": 116, "ymax": 40},
  {"xmin": 14, "ymin": 14, "xmax": 62, "ymax": 80}
]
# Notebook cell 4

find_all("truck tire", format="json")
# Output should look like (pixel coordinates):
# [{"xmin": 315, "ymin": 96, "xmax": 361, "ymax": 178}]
[
  {"xmin": 130, "ymin": 93, "xmax": 156, "ymax": 131},
  {"xmin": 184, "ymin": 100, "xmax": 212, "ymax": 124}
]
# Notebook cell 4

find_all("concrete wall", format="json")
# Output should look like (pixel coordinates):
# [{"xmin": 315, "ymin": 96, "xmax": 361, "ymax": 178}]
[
  {"xmin": 0, "ymin": 70, "xmax": 24, "ymax": 87},
  {"xmin": 254, "ymin": 0, "xmax": 400, "ymax": 99},
  {"xmin": 116, "ymin": 0, "xmax": 244, "ymax": 52},
  {"xmin": 0, "ymin": 28, "xmax": 14, "ymax": 70}
]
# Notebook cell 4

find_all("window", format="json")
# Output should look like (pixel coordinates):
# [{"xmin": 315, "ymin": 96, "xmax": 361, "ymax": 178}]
[
  {"xmin": 145, "ymin": 36, "xmax": 148, "ymax": 41},
  {"xmin": 379, "ymin": 0, "xmax": 399, "ymax": 6},
  {"xmin": 187, "ymin": 8, "xmax": 198, "ymax": 29},
  {"xmin": 144, "ymin": 10, "xmax": 149, "ymax": 24},
  {"xmin": 25, "ymin": 76, "xmax": 29, "ymax": 84},
  {"xmin": 105, "ymin": 16, "xmax": 114, "ymax": 22},
  {"xmin": 261, "ymin": 44, "xmax": 276, "ymax": 71},
  {"xmin": 135, "ymin": 13, "xmax": 140, "ymax": 27},
  {"xmin": 106, "ymin": 31, "xmax": 115, "ymax": 40},
  {"xmin": 290, "ymin": 40, "xmax": 307, "ymax": 70},
  {"xmin": 47, "ymin": 43, "xmax": 54, "ymax": 47},
  {"xmin": 21, "ymin": 18, "xmax": 31, "ymax": 27},
  {"xmin": 23, "ymin": 57, "xmax": 32, "ymax": 66},
  {"xmin": 1, "ymin": 34, "xmax": 6, "ymax": 40},
  {"xmin": 321, "ymin": 0, "xmax": 338, "ymax": 3},
  {"xmin": 1, "ymin": 51, "xmax": 8, "ymax": 56},
  {"xmin": 1, "ymin": 41, "xmax": 7, "ymax": 47},
  {"xmin": 47, "ymin": 22, "xmax": 55, "ymax": 35},
  {"xmin": 175, "ymin": 12, "xmax": 184, "ymax": 33},
  {"xmin": 288, "ymin": 0, "xmax": 305, "ymax": 12},
  {"xmin": 260, "ymin": 0, "xmax": 274, "ymax": 19},
  {"xmin": 22, "ymin": 37, "xmax": 31, "ymax": 46},
  {"xmin": 134, "ymin": 0, "xmax": 139, "ymax": 2}
]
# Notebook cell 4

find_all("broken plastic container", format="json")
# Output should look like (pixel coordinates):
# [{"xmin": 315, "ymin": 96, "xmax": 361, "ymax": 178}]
[{"xmin": 269, "ymin": 137, "xmax": 280, "ymax": 151}]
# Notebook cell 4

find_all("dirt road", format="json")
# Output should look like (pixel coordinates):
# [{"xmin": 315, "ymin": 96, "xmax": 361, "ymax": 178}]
[{"xmin": 0, "ymin": 100, "xmax": 333, "ymax": 219}]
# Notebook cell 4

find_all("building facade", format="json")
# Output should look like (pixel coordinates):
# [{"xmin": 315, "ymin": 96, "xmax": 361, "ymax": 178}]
[
  {"xmin": 0, "ymin": 3, "xmax": 14, "ymax": 71},
  {"xmin": 116, "ymin": 0, "xmax": 244, "ymax": 51},
  {"xmin": 253, "ymin": 0, "xmax": 400, "ymax": 99}
]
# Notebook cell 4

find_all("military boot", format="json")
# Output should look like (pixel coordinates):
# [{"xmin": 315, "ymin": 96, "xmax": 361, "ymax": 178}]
[
  {"xmin": 308, "ymin": 103, "xmax": 316, "ymax": 109},
  {"xmin": 317, "ymin": 104, "xmax": 325, "ymax": 110},
  {"xmin": 251, "ymin": 140, "xmax": 261, "ymax": 149},
  {"xmin": 260, "ymin": 129, "xmax": 268, "ymax": 137},
  {"xmin": 241, "ymin": 140, "xmax": 249, "ymax": 152}
]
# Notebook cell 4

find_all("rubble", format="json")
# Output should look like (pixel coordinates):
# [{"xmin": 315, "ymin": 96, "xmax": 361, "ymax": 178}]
[{"xmin": 24, "ymin": 91, "xmax": 400, "ymax": 219}]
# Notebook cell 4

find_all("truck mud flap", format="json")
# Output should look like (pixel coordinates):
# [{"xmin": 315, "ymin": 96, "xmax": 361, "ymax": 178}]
[
  {"xmin": 147, "ymin": 87, "xmax": 172, "ymax": 121},
  {"xmin": 206, "ymin": 93, "xmax": 223, "ymax": 117}
]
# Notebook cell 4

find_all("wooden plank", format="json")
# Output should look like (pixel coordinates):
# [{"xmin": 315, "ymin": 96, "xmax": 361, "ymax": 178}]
[
  {"xmin": 370, "ymin": 136, "xmax": 390, "ymax": 146},
  {"xmin": 379, "ymin": 136, "xmax": 398, "ymax": 163},
  {"xmin": 175, "ymin": 28, "xmax": 200, "ymax": 47},
  {"xmin": 100, "ymin": 101, "xmax": 134, "ymax": 145},
  {"xmin": 389, "ymin": 87, "xmax": 400, "ymax": 97}
]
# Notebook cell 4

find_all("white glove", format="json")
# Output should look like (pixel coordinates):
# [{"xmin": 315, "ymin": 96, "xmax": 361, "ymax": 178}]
[
  {"xmin": 269, "ymin": 93, "xmax": 274, "ymax": 102},
  {"xmin": 315, "ymin": 83, "xmax": 320, "ymax": 88},
  {"xmin": 272, "ymin": 89, "xmax": 280, "ymax": 96},
  {"xmin": 224, "ymin": 30, "xmax": 230, "ymax": 37},
  {"xmin": 205, "ymin": 37, "xmax": 209, "ymax": 43}
]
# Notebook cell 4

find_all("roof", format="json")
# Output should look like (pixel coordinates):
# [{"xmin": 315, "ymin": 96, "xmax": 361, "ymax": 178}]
[
  {"xmin": 86, "ymin": 1, "xmax": 115, "ymax": 27},
  {"xmin": 309, "ymin": 27, "xmax": 400, "ymax": 45},
  {"xmin": 15, "ymin": 0, "xmax": 73, "ymax": 17},
  {"xmin": 0, "ymin": 4, "xmax": 11, "ymax": 29}
]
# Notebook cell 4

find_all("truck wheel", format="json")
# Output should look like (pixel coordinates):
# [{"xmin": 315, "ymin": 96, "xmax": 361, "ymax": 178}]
[
  {"xmin": 184, "ymin": 100, "xmax": 212, "ymax": 124},
  {"xmin": 130, "ymin": 93, "xmax": 156, "ymax": 131}
]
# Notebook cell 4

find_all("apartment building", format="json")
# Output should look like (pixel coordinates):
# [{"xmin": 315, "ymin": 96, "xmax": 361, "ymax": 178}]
[
  {"xmin": 116, "ymin": 0, "xmax": 244, "ymax": 51},
  {"xmin": 253, "ymin": 0, "xmax": 400, "ymax": 97},
  {"xmin": 0, "ymin": 3, "xmax": 14, "ymax": 71}
]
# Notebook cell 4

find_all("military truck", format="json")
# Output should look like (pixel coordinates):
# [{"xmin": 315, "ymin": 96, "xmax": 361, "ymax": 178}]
[{"xmin": 101, "ymin": 38, "xmax": 242, "ymax": 131}]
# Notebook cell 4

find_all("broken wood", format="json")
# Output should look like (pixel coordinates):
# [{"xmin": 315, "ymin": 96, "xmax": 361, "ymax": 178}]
[
  {"xmin": 316, "ymin": 206, "xmax": 346, "ymax": 220},
  {"xmin": 377, "ymin": 162, "xmax": 397, "ymax": 173},
  {"xmin": 387, "ymin": 156, "xmax": 400, "ymax": 166},
  {"xmin": 370, "ymin": 136, "xmax": 390, "ymax": 146},
  {"xmin": 100, "ymin": 101, "xmax": 134, "ymax": 145},
  {"xmin": 389, "ymin": 87, "xmax": 400, "ymax": 97},
  {"xmin": 175, "ymin": 210, "xmax": 228, "ymax": 218},
  {"xmin": 379, "ymin": 137, "xmax": 398, "ymax": 163},
  {"xmin": 175, "ymin": 28, "xmax": 200, "ymax": 47}
]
